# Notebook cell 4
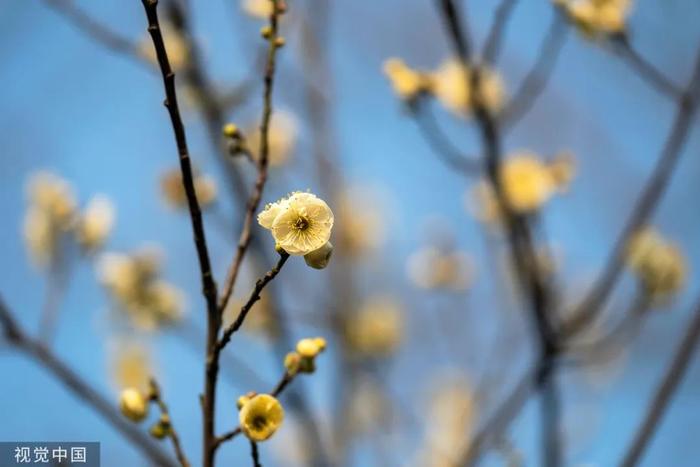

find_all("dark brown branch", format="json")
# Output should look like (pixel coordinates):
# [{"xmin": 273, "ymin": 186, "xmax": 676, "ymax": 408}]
[
  {"xmin": 149, "ymin": 379, "xmax": 191, "ymax": 467},
  {"xmin": 563, "ymin": 48, "xmax": 700, "ymax": 338},
  {"xmin": 217, "ymin": 1, "xmax": 284, "ymax": 314},
  {"xmin": 619, "ymin": 296, "xmax": 700, "ymax": 467},
  {"xmin": 0, "ymin": 299, "xmax": 177, "ymax": 467},
  {"xmin": 437, "ymin": 2, "xmax": 561, "ymax": 465},
  {"xmin": 610, "ymin": 34, "xmax": 683, "ymax": 100},
  {"xmin": 500, "ymin": 12, "xmax": 568, "ymax": 129},
  {"xmin": 482, "ymin": 0, "xmax": 519, "ymax": 64},
  {"xmin": 216, "ymin": 251, "xmax": 290, "ymax": 354},
  {"xmin": 138, "ymin": 3, "xmax": 221, "ymax": 467},
  {"xmin": 250, "ymin": 441, "xmax": 262, "ymax": 467}
]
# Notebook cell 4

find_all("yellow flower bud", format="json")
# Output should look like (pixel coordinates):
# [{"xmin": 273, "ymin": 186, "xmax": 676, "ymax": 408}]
[
  {"xmin": 284, "ymin": 352, "xmax": 301, "ymax": 375},
  {"xmin": 296, "ymin": 337, "xmax": 324, "ymax": 358},
  {"xmin": 239, "ymin": 394, "xmax": 285, "ymax": 442},
  {"xmin": 149, "ymin": 415, "xmax": 171, "ymax": 439},
  {"xmin": 223, "ymin": 123, "xmax": 240, "ymax": 139},
  {"xmin": 120, "ymin": 388, "xmax": 149, "ymax": 422}
]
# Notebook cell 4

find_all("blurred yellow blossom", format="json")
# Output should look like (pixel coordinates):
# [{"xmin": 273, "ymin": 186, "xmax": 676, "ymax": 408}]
[
  {"xmin": 296, "ymin": 337, "xmax": 326, "ymax": 358},
  {"xmin": 120, "ymin": 387, "xmax": 149, "ymax": 422},
  {"xmin": 139, "ymin": 24, "xmax": 189, "ymax": 71},
  {"xmin": 415, "ymin": 375, "xmax": 475, "ymax": 465},
  {"xmin": 346, "ymin": 296, "xmax": 403, "ymax": 357},
  {"xmin": 76, "ymin": 195, "xmax": 115, "ymax": 252},
  {"xmin": 258, "ymin": 191, "xmax": 334, "ymax": 256},
  {"xmin": 335, "ymin": 186, "xmax": 387, "ymax": 256},
  {"xmin": 430, "ymin": 59, "xmax": 505, "ymax": 117},
  {"xmin": 239, "ymin": 394, "xmax": 285, "ymax": 442},
  {"xmin": 98, "ymin": 248, "xmax": 184, "ymax": 330},
  {"xmin": 23, "ymin": 172, "xmax": 77, "ymax": 267},
  {"xmin": 469, "ymin": 151, "xmax": 575, "ymax": 222},
  {"xmin": 247, "ymin": 110, "xmax": 298, "ymax": 167},
  {"xmin": 383, "ymin": 58, "xmax": 431, "ymax": 101},
  {"xmin": 407, "ymin": 246, "xmax": 474, "ymax": 291},
  {"xmin": 110, "ymin": 342, "xmax": 152, "ymax": 394},
  {"xmin": 160, "ymin": 167, "xmax": 218, "ymax": 209},
  {"xmin": 626, "ymin": 228, "xmax": 686, "ymax": 300},
  {"xmin": 556, "ymin": 0, "xmax": 632, "ymax": 36},
  {"xmin": 242, "ymin": 0, "xmax": 273, "ymax": 19}
]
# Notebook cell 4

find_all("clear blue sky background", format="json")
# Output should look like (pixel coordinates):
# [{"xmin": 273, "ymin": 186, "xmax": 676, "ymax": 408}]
[{"xmin": 1, "ymin": 0, "xmax": 700, "ymax": 466}]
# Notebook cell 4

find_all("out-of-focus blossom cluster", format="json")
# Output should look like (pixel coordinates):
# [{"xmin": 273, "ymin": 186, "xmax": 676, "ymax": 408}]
[
  {"xmin": 407, "ymin": 245, "xmax": 474, "ymax": 292},
  {"xmin": 555, "ymin": 0, "xmax": 632, "ymax": 37},
  {"xmin": 345, "ymin": 296, "xmax": 403, "ymax": 358},
  {"xmin": 383, "ymin": 58, "xmax": 505, "ymax": 117},
  {"xmin": 626, "ymin": 227, "xmax": 686, "ymax": 302},
  {"xmin": 23, "ymin": 172, "xmax": 115, "ymax": 267},
  {"xmin": 98, "ymin": 247, "xmax": 184, "ymax": 331},
  {"xmin": 246, "ymin": 110, "xmax": 299, "ymax": 168},
  {"xmin": 469, "ymin": 151, "xmax": 576, "ymax": 222}
]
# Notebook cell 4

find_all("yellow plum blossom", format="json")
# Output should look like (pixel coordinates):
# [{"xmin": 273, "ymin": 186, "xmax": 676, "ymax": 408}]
[
  {"xmin": 247, "ymin": 110, "xmax": 298, "ymax": 167},
  {"xmin": 239, "ymin": 394, "xmax": 285, "ymax": 442},
  {"xmin": 257, "ymin": 192, "xmax": 334, "ymax": 256},
  {"xmin": 469, "ymin": 151, "xmax": 575, "ymax": 222},
  {"xmin": 383, "ymin": 58, "xmax": 430, "ymax": 101},
  {"xmin": 160, "ymin": 167, "xmax": 218, "ymax": 209},
  {"xmin": 556, "ymin": 0, "xmax": 632, "ymax": 36},
  {"xmin": 296, "ymin": 337, "xmax": 326, "ymax": 358},
  {"xmin": 429, "ymin": 59, "xmax": 505, "ymax": 117},
  {"xmin": 626, "ymin": 228, "xmax": 686, "ymax": 300},
  {"xmin": 76, "ymin": 195, "xmax": 115, "ymax": 252}
]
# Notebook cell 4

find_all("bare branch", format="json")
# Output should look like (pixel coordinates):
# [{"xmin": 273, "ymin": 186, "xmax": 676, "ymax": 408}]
[
  {"xmin": 482, "ymin": 0, "xmax": 519, "ymax": 65},
  {"xmin": 0, "ymin": 298, "xmax": 177, "ymax": 467},
  {"xmin": 149, "ymin": 379, "xmax": 191, "ymax": 467},
  {"xmin": 619, "ymin": 295, "xmax": 700, "ymax": 467}
]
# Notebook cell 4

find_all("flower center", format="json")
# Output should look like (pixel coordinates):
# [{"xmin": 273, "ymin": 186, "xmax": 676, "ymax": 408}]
[
  {"xmin": 252, "ymin": 415, "xmax": 268, "ymax": 431},
  {"xmin": 293, "ymin": 216, "xmax": 310, "ymax": 231}
]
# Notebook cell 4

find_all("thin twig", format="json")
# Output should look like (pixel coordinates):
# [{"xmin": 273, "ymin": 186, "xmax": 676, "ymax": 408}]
[
  {"xmin": 619, "ymin": 296, "xmax": 700, "ymax": 467},
  {"xmin": 411, "ymin": 100, "xmax": 481, "ymax": 175},
  {"xmin": 138, "ymin": 3, "xmax": 221, "ymax": 467},
  {"xmin": 436, "ymin": 2, "xmax": 561, "ymax": 465},
  {"xmin": 217, "ymin": 0, "xmax": 284, "ymax": 314},
  {"xmin": 0, "ymin": 298, "xmax": 177, "ymax": 467},
  {"xmin": 250, "ymin": 440, "xmax": 262, "ymax": 467},
  {"xmin": 610, "ymin": 34, "xmax": 683, "ymax": 100},
  {"xmin": 149, "ymin": 379, "xmax": 191, "ymax": 467},
  {"xmin": 563, "ymin": 48, "xmax": 700, "ymax": 339},
  {"xmin": 216, "ymin": 251, "xmax": 290, "ymax": 354},
  {"xmin": 482, "ymin": 0, "xmax": 519, "ymax": 65},
  {"xmin": 500, "ymin": 12, "xmax": 568, "ymax": 129}
]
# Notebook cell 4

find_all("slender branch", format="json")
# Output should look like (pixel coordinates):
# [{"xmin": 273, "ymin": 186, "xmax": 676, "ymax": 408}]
[
  {"xmin": 0, "ymin": 298, "xmax": 177, "ymax": 467},
  {"xmin": 437, "ymin": 2, "xmax": 561, "ymax": 465},
  {"xmin": 610, "ymin": 34, "xmax": 683, "ymax": 100},
  {"xmin": 250, "ymin": 440, "xmax": 262, "ymax": 467},
  {"xmin": 482, "ymin": 0, "xmax": 519, "ymax": 65},
  {"xmin": 540, "ymin": 361, "xmax": 562, "ymax": 467},
  {"xmin": 41, "ymin": 0, "xmax": 150, "ymax": 68},
  {"xmin": 138, "ymin": 3, "xmax": 221, "ymax": 467},
  {"xmin": 149, "ymin": 379, "xmax": 190, "ymax": 467},
  {"xmin": 217, "ymin": 0, "xmax": 284, "ymax": 314},
  {"xmin": 500, "ymin": 12, "xmax": 568, "ymax": 129},
  {"xmin": 216, "ymin": 251, "xmax": 290, "ymax": 354},
  {"xmin": 411, "ymin": 100, "xmax": 481, "ymax": 175},
  {"xmin": 619, "ymin": 296, "xmax": 700, "ymax": 467},
  {"xmin": 563, "ymin": 48, "xmax": 700, "ymax": 338}
]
